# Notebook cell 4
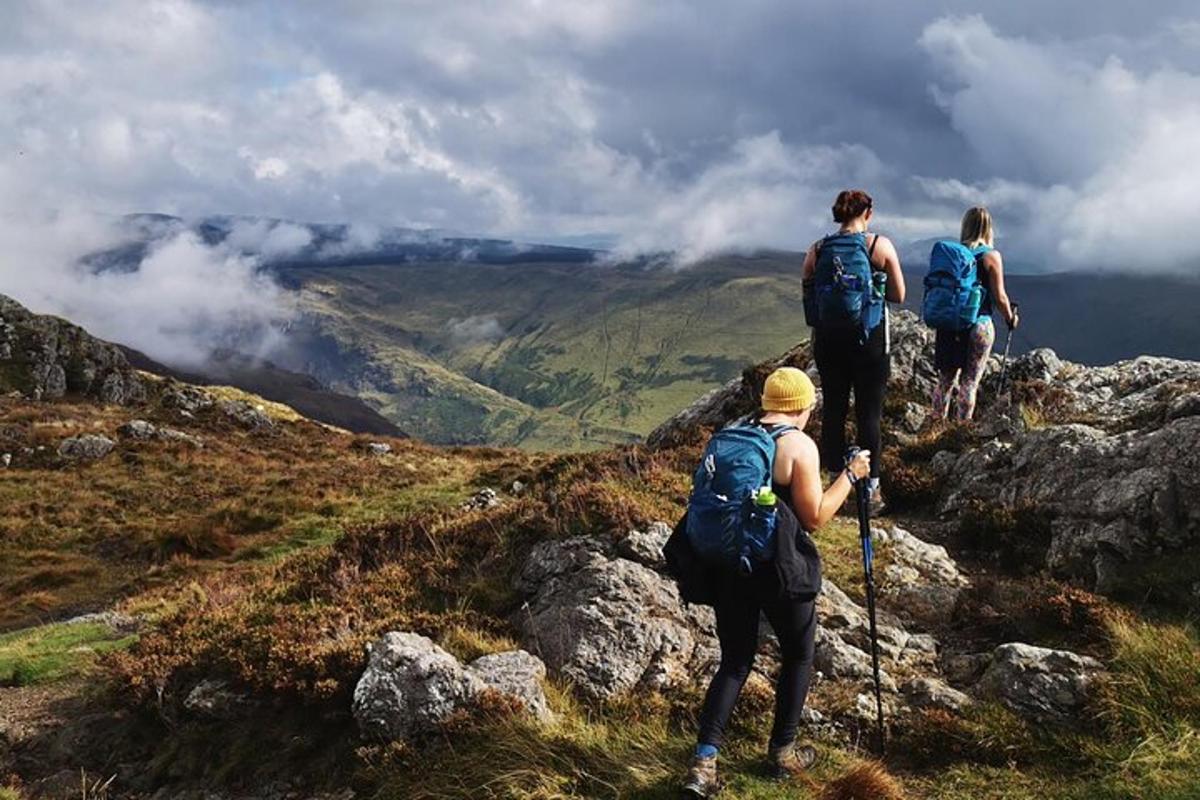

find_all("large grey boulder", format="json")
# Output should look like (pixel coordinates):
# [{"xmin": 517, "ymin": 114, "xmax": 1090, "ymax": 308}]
[
  {"xmin": 516, "ymin": 536, "xmax": 716, "ymax": 700},
  {"xmin": 466, "ymin": 650, "xmax": 551, "ymax": 721},
  {"xmin": 352, "ymin": 632, "xmax": 482, "ymax": 741},
  {"xmin": 974, "ymin": 642, "xmax": 1103, "ymax": 723},
  {"xmin": 57, "ymin": 434, "xmax": 115, "ymax": 461},
  {"xmin": 352, "ymin": 634, "xmax": 553, "ymax": 741}
]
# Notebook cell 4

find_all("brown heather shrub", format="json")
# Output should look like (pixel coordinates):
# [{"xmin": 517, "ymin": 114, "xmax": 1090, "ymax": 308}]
[
  {"xmin": 879, "ymin": 450, "xmax": 940, "ymax": 511},
  {"xmin": 956, "ymin": 499, "xmax": 1053, "ymax": 572},
  {"xmin": 111, "ymin": 439, "xmax": 711, "ymax": 709},
  {"xmin": 951, "ymin": 576, "xmax": 1117, "ymax": 654}
]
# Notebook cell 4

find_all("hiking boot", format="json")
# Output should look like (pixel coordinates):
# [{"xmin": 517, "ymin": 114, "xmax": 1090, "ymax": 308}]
[
  {"xmin": 680, "ymin": 753, "xmax": 720, "ymax": 798},
  {"xmin": 767, "ymin": 740, "xmax": 818, "ymax": 780}
]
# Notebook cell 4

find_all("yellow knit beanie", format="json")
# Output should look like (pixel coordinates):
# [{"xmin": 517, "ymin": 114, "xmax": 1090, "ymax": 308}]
[{"xmin": 761, "ymin": 367, "xmax": 816, "ymax": 413}]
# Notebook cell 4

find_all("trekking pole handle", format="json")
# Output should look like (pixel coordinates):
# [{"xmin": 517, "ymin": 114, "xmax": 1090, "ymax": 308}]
[{"xmin": 843, "ymin": 446, "xmax": 870, "ymax": 486}]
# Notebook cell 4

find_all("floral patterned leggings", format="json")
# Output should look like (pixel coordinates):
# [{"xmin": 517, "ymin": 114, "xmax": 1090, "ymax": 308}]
[{"xmin": 933, "ymin": 317, "xmax": 996, "ymax": 421}]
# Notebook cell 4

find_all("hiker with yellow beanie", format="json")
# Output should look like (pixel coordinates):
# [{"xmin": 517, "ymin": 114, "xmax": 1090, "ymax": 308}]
[{"xmin": 679, "ymin": 366, "xmax": 870, "ymax": 797}]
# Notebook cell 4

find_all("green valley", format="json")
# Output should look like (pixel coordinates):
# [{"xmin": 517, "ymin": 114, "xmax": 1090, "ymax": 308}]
[{"xmin": 280, "ymin": 252, "xmax": 809, "ymax": 449}]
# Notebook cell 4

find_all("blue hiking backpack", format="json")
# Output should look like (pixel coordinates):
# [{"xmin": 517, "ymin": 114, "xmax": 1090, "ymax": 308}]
[
  {"xmin": 922, "ymin": 241, "xmax": 993, "ymax": 331},
  {"xmin": 810, "ymin": 233, "xmax": 885, "ymax": 343},
  {"xmin": 685, "ymin": 423, "xmax": 796, "ymax": 574}
]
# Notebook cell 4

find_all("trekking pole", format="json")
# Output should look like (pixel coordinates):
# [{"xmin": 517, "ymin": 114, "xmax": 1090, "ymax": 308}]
[
  {"xmin": 847, "ymin": 447, "xmax": 885, "ymax": 756},
  {"xmin": 996, "ymin": 303, "xmax": 1020, "ymax": 398}
]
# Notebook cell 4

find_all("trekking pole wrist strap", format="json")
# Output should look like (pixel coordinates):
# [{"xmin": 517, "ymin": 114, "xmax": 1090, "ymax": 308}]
[{"xmin": 844, "ymin": 467, "xmax": 860, "ymax": 486}]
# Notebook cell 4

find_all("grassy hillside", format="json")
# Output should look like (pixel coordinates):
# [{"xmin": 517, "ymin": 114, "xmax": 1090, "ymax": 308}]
[
  {"xmin": 279, "ymin": 252, "xmax": 808, "ymax": 449},
  {"xmin": 2, "ymin": 385, "xmax": 1198, "ymax": 799}
]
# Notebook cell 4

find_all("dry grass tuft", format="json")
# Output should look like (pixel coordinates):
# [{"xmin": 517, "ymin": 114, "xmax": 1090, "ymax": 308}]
[{"xmin": 819, "ymin": 761, "xmax": 906, "ymax": 800}]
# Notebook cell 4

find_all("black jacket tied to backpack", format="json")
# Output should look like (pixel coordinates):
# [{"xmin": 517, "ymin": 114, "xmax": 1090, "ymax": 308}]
[{"xmin": 664, "ymin": 500, "xmax": 822, "ymax": 606}]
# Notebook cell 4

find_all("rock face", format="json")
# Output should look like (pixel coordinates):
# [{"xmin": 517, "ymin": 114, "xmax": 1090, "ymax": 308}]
[
  {"xmin": 937, "ymin": 413, "xmax": 1200, "ymax": 592},
  {"xmin": 975, "ymin": 642, "xmax": 1103, "ymax": 722},
  {"xmin": 0, "ymin": 294, "xmax": 145, "ymax": 404},
  {"xmin": 902, "ymin": 677, "xmax": 971, "ymax": 713},
  {"xmin": 352, "ymin": 632, "xmax": 551, "ymax": 741},
  {"xmin": 515, "ymin": 536, "xmax": 717, "ymax": 700},
  {"xmin": 57, "ymin": 434, "xmax": 115, "ymax": 461}
]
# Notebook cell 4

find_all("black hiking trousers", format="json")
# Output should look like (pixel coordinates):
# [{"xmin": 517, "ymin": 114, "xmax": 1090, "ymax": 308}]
[
  {"xmin": 813, "ymin": 321, "xmax": 889, "ymax": 480},
  {"xmin": 696, "ymin": 566, "xmax": 817, "ymax": 750}
]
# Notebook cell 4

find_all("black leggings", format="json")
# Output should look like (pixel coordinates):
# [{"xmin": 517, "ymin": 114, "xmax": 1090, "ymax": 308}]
[
  {"xmin": 814, "ymin": 324, "xmax": 889, "ymax": 479},
  {"xmin": 696, "ymin": 567, "xmax": 817, "ymax": 750}
]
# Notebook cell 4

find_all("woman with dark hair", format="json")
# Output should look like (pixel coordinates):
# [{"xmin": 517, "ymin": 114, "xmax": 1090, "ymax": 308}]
[
  {"xmin": 802, "ymin": 190, "xmax": 905, "ymax": 513},
  {"xmin": 931, "ymin": 206, "xmax": 1019, "ymax": 420}
]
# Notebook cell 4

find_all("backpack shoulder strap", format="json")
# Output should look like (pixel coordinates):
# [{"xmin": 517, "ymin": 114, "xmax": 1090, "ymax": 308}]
[
  {"xmin": 768, "ymin": 424, "xmax": 798, "ymax": 440},
  {"xmin": 868, "ymin": 233, "xmax": 880, "ymax": 257}
]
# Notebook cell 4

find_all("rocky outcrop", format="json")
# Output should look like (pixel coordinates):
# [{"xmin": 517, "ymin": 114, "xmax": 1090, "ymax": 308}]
[
  {"xmin": 974, "ymin": 642, "xmax": 1104, "ymax": 723},
  {"xmin": 515, "ymin": 536, "xmax": 717, "ymax": 701},
  {"xmin": 57, "ymin": 434, "xmax": 115, "ymax": 461},
  {"xmin": 352, "ymin": 632, "xmax": 549, "ymax": 741},
  {"xmin": 118, "ymin": 419, "xmax": 203, "ymax": 448},
  {"xmin": 902, "ymin": 677, "xmax": 971, "ymax": 713},
  {"xmin": 936, "ymin": 413, "xmax": 1200, "ymax": 592},
  {"xmin": 0, "ymin": 294, "xmax": 145, "ymax": 404},
  {"xmin": 461, "ymin": 487, "xmax": 501, "ymax": 511},
  {"xmin": 218, "ymin": 400, "xmax": 276, "ymax": 431}
]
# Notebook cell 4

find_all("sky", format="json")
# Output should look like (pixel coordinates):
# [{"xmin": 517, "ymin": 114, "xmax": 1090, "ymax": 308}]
[{"xmin": 2, "ymin": 0, "xmax": 1200, "ymax": 361}]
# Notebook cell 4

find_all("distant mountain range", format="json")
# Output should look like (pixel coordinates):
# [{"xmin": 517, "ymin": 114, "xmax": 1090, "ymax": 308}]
[{"xmin": 71, "ymin": 215, "xmax": 1200, "ymax": 448}]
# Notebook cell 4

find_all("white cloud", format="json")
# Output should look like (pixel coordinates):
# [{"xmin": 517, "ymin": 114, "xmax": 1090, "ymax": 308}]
[
  {"xmin": 446, "ymin": 315, "xmax": 505, "ymax": 345},
  {"xmin": 0, "ymin": 208, "xmax": 292, "ymax": 366},
  {"xmin": 919, "ymin": 15, "xmax": 1200, "ymax": 271}
]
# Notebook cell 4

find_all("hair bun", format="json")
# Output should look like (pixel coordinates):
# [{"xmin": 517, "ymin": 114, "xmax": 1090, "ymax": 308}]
[{"xmin": 832, "ymin": 189, "xmax": 873, "ymax": 223}]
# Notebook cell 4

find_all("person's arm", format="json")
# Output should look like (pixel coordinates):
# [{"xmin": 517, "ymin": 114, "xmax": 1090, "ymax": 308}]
[
  {"xmin": 982, "ymin": 251, "xmax": 1017, "ymax": 328},
  {"xmin": 872, "ymin": 235, "xmax": 906, "ymax": 303},
  {"xmin": 802, "ymin": 241, "xmax": 819, "ymax": 280},
  {"xmin": 786, "ymin": 436, "xmax": 871, "ymax": 531}
]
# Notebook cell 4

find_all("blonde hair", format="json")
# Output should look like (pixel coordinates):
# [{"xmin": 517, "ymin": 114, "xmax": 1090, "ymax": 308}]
[{"xmin": 960, "ymin": 206, "xmax": 994, "ymax": 248}]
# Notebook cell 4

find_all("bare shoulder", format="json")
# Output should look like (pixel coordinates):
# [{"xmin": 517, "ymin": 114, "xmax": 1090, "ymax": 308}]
[
  {"xmin": 777, "ymin": 428, "xmax": 818, "ymax": 460},
  {"xmin": 872, "ymin": 233, "xmax": 898, "ymax": 257},
  {"xmin": 979, "ymin": 248, "xmax": 1004, "ymax": 270}
]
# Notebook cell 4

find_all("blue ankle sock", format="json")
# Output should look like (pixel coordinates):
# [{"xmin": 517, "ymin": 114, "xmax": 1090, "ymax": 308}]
[{"xmin": 695, "ymin": 743, "xmax": 718, "ymax": 759}]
